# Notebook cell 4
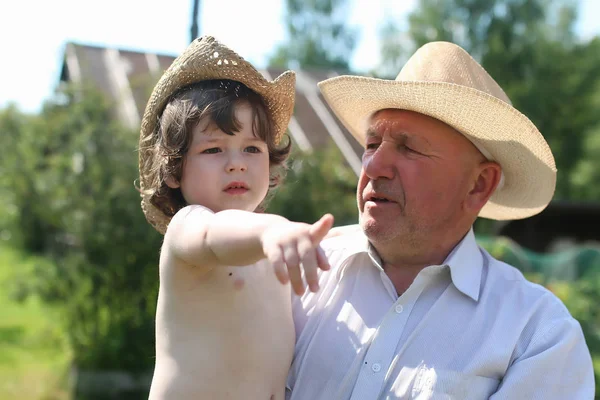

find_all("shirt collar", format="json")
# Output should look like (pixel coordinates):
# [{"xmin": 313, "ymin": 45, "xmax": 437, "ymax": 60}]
[
  {"xmin": 335, "ymin": 227, "xmax": 483, "ymax": 302},
  {"xmin": 442, "ymin": 227, "xmax": 483, "ymax": 302}
]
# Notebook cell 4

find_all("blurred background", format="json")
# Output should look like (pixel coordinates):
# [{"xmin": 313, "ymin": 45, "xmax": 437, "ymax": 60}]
[{"xmin": 1, "ymin": 0, "xmax": 600, "ymax": 398}]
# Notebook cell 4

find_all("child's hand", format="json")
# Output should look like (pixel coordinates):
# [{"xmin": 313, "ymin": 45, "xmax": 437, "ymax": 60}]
[
  {"xmin": 323, "ymin": 224, "xmax": 361, "ymax": 240},
  {"xmin": 261, "ymin": 214, "xmax": 334, "ymax": 295}
]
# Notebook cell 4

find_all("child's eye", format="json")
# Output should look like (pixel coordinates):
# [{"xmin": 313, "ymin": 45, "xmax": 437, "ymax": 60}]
[
  {"xmin": 202, "ymin": 147, "xmax": 221, "ymax": 154},
  {"xmin": 245, "ymin": 146, "xmax": 262, "ymax": 153}
]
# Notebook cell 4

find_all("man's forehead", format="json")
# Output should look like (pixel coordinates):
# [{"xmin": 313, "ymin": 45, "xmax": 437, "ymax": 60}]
[
  {"xmin": 366, "ymin": 109, "xmax": 456, "ymax": 138},
  {"xmin": 366, "ymin": 110, "xmax": 423, "ymax": 136}
]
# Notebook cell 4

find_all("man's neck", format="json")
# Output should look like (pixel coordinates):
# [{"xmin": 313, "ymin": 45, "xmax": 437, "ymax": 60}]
[
  {"xmin": 373, "ymin": 228, "xmax": 471, "ymax": 295},
  {"xmin": 383, "ymin": 263, "xmax": 427, "ymax": 296}
]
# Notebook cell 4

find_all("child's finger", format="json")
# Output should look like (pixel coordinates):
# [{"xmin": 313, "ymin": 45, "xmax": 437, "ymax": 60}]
[
  {"xmin": 316, "ymin": 246, "xmax": 330, "ymax": 271},
  {"xmin": 267, "ymin": 246, "xmax": 289, "ymax": 285},
  {"xmin": 283, "ymin": 244, "xmax": 305, "ymax": 295},
  {"xmin": 297, "ymin": 238, "xmax": 320, "ymax": 292},
  {"xmin": 309, "ymin": 214, "xmax": 335, "ymax": 244}
]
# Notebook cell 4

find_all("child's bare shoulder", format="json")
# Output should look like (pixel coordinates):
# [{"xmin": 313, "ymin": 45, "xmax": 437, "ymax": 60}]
[
  {"xmin": 168, "ymin": 204, "xmax": 215, "ymax": 228},
  {"xmin": 160, "ymin": 204, "xmax": 219, "ymax": 271}
]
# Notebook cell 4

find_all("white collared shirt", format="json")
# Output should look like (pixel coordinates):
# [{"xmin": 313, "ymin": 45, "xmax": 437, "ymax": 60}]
[{"xmin": 286, "ymin": 229, "xmax": 594, "ymax": 399}]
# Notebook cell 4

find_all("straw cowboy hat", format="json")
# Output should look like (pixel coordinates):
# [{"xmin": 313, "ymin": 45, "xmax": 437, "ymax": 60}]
[
  {"xmin": 139, "ymin": 35, "xmax": 296, "ymax": 234},
  {"xmin": 318, "ymin": 41, "xmax": 556, "ymax": 220}
]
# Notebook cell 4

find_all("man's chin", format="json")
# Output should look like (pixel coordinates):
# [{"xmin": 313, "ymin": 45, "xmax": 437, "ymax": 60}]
[
  {"xmin": 360, "ymin": 215, "xmax": 383, "ymax": 237},
  {"xmin": 360, "ymin": 213, "xmax": 399, "ymax": 243}
]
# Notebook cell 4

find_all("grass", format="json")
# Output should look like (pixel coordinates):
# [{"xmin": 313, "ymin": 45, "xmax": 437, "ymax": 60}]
[{"xmin": 0, "ymin": 244, "xmax": 72, "ymax": 400}]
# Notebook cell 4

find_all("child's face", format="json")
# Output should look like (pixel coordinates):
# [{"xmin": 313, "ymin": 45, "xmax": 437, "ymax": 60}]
[{"xmin": 167, "ymin": 103, "xmax": 270, "ymax": 213}]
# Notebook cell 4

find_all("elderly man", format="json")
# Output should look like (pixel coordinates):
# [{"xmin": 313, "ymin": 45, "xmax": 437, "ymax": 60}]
[{"xmin": 286, "ymin": 42, "xmax": 594, "ymax": 399}]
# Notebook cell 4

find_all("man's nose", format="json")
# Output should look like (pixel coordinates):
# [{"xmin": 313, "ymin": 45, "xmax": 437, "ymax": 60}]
[{"xmin": 363, "ymin": 144, "xmax": 394, "ymax": 180}]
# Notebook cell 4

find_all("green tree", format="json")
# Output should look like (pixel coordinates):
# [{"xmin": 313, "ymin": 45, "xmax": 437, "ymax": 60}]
[
  {"xmin": 269, "ymin": 0, "xmax": 357, "ymax": 70},
  {"xmin": 267, "ymin": 145, "xmax": 358, "ymax": 226},
  {"xmin": 0, "ymin": 105, "xmax": 36, "ymax": 246},
  {"xmin": 266, "ymin": 0, "xmax": 360, "ymax": 227},
  {"xmin": 0, "ymin": 84, "xmax": 163, "ymax": 374},
  {"xmin": 571, "ymin": 115, "xmax": 600, "ymax": 200}
]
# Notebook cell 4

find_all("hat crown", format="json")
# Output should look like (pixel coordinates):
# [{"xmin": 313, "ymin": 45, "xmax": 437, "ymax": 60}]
[
  {"xmin": 397, "ymin": 41, "xmax": 512, "ymax": 105},
  {"xmin": 177, "ymin": 36, "xmax": 251, "ymax": 73}
]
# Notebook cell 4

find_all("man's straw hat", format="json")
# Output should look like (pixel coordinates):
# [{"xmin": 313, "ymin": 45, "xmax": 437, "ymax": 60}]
[
  {"xmin": 139, "ymin": 35, "xmax": 295, "ymax": 234},
  {"xmin": 318, "ymin": 41, "xmax": 557, "ymax": 221}
]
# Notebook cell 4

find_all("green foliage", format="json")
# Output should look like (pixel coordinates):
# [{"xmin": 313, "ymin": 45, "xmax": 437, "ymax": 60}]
[
  {"xmin": 267, "ymin": 145, "xmax": 358, "ymax": 226},
  {"xmin": 477, "ymin": 235, "xmax": 535, "ymax": 272},
  {"xmin": 0, "ymin": 245, "xmax": 71, "ymax": 400},
  {"xmin": 0, "ymin": 84, "xmax": 162, "ymax": 372},
  {"xmin": 478, "ymin": 234, "xmax": 600, "ymax": 283},
  {"xmin": 569, "ymin": 74, "xmax": 600, "ymax": 200},
  {"xmin": 0, "ymin": 105, "xmax": 46, "ymax": 250},
  {"xmin": 269, "ymin": 0, "xmax": 357, "ymax": 70}
]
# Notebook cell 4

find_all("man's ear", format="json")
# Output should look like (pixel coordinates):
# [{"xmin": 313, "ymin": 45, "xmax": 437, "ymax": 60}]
[
  {"xmin": 165, "ymin": 175, "xmax": 180, "ymax": 189},
  {"xmin": 466, "ymin": 161, "xmax": 502, "ymax": 212}
]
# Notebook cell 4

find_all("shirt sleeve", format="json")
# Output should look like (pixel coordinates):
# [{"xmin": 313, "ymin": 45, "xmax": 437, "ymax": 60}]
[{"xmin": 491, "ymin": 316, "xmax": 595, "ymax": 399}]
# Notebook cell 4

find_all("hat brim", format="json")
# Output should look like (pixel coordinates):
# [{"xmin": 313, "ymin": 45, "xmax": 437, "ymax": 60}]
[{"xmin": 318, "ymin": 76, "xmax": 557, "ymax": 221}]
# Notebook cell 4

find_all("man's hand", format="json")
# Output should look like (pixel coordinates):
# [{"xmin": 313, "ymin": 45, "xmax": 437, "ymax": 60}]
[{"xmin": 261, "ymin": 214, "xmax": 334, "ymax": 295}]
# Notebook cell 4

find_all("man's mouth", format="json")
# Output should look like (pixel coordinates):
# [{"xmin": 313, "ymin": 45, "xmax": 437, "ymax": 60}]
[
  {"xmin": 369, "ymin": 197, "xmax": 392, "ymax": 203},
  {"xmin": 365, "ymin": 193, "xmax": 395, "ymax": 203}
]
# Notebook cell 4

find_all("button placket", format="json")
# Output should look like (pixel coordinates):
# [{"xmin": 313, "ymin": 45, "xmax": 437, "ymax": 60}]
[
  {"xmin": 350, "ymin": 300, "xmax": 415, "ymax": 399},
  {"xmin": 349, "ymin": 277, "xmax": 431, "ymax": 400}
]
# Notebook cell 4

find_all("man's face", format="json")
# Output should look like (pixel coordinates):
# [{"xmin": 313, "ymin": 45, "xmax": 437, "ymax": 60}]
[{"xmin": 357, "ymin": 109, "xmax": 483, "ymax": 251}]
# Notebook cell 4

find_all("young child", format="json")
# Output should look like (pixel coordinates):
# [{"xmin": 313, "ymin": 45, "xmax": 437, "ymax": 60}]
[{"xmin": 138, "ymin": 36, "xmax": 334, "ymax": 400}]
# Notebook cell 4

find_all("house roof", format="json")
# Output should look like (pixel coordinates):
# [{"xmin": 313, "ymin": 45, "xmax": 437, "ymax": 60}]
[{"xmin": 59, "ymin": 42, "xmax": 364, "ymax": 176}]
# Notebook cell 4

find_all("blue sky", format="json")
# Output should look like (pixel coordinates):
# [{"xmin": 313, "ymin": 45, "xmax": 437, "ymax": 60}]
[{"xmin": 0, "ymin": 0, "xmax": 598, "ymax": 113}]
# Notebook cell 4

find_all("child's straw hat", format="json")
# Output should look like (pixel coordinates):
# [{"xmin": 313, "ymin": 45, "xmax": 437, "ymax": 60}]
[{"xmin": 139, "ymin": 36, "xmax": 295, "ymax": 234}]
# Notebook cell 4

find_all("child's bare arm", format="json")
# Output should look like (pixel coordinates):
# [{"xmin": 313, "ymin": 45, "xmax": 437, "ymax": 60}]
[
  {"xmin": 162, "ymin": 205, "xmax": 220, "ymax": 271},
  {"xmin": 164, "ymin": 205, "xmax": 286, "ymax": 269},
  {"xmin": 164, "ymin": 205, "xmax": 334, "ymax": 293}
]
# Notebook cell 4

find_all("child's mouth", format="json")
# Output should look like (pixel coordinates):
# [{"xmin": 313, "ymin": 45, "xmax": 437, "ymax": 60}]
[
  {"xmin": 224, "ymin": 181, "xmax": 249, "ymax": 195},
  {"xmin": 224, "ymin": 187, "xmax": 249, "ymax": 195}
]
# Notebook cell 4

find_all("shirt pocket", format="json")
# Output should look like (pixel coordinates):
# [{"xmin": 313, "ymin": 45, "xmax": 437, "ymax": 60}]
[{"xmin": 410, "ymin": 366, "xmax": 500, "ymax": 400}]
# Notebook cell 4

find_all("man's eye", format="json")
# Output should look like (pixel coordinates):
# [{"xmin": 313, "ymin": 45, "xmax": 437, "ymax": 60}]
[
  {"xmin": 202, "ymin": 147, "xmax": 221, "ymax": 154},
  {"xmin": 366, "ymin": 142, "xmax": 379, "ymax": 150},
  {"xmin": 245, "ymin": 146, "xmax": 262, "ymax": 153},
  {"xmin": 401, "ymin": 145, "xmax": 419, "ymax": 154}
]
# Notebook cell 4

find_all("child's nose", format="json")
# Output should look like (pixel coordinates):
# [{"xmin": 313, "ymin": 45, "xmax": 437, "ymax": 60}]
[{"xmin": 226, "ymin": 153, "xmax": 247, "ymax": 172}]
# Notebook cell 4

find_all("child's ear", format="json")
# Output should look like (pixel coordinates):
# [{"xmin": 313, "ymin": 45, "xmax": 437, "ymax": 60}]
[{"xmin": 165, "ymin": 175, "xmax": 180, "ymax": 189}]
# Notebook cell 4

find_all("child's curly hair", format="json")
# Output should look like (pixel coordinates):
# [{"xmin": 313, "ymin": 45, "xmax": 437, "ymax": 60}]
[{"xmin": 140, "ymin": 79, "xmax": 291, "ymax": 219}]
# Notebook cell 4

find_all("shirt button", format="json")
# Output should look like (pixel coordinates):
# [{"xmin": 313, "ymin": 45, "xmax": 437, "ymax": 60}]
[
  {"xmin": 372, "ymin": 363, "xmax": 381, "ymax": 373},
  {"xmin": 395, "ymin": 304, "xmax": 403, "ymax": 313}
]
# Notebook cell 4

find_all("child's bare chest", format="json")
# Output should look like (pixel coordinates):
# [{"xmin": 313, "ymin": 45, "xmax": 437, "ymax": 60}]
[{"xmin": 154, "ymin": 259, "xmax": 295, "ymax": 398}]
